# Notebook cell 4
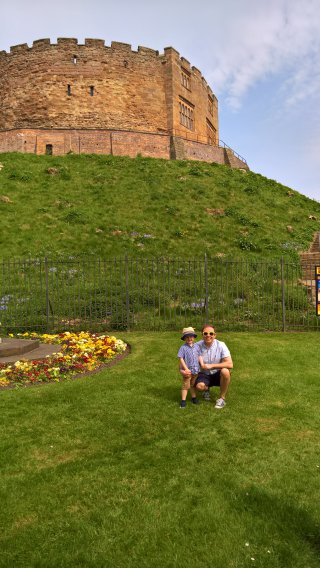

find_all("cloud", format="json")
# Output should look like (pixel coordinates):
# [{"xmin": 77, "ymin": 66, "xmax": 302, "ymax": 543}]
[{"xmin": 207, "ymin": 0, "xmax": 320, "ymax": 110}]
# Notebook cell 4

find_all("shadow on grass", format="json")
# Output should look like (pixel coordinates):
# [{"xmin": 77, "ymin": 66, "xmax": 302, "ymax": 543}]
[{"xmin": 232, "ymin": 483, "xmax": 320, "ymax": 561}]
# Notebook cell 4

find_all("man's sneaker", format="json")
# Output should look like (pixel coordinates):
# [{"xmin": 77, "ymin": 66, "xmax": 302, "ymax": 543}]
[
  {"xmin": 202, "ymin": 390, "xmax": 211, "ymax": 401},
  {"xmin": 215, "ymin": 398, "xmax": 226, "ymax": 409},
  {"xmin": 191, "ymin": 397, "xmax": 199, "ymax": 405}
]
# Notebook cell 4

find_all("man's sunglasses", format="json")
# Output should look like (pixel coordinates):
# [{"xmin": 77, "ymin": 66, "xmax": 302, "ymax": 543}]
[{"xmin": 203, "ymin": 331, "xmax": 215, "ymax": 336}]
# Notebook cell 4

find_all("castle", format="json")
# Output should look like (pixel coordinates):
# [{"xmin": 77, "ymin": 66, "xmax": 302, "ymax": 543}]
[{"xmin": 0, "ymin": 38, "xmax": 248, "ymax": 169}]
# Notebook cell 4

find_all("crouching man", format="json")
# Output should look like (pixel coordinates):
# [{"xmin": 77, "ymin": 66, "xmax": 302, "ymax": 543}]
[{"xmin": 195, "ymin": 324, "xmax": 233, "ymax": 409}]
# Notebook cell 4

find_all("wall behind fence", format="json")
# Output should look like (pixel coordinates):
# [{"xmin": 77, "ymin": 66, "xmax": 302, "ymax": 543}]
[{"xmin": 0, "ymin": 257, "xmax": 319, "ymax": 332}]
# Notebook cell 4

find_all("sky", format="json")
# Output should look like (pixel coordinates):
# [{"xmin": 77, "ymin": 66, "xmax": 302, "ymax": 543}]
[{"xmin": 1, "ymin": 0, "xmax": 320, "ymax": 202}]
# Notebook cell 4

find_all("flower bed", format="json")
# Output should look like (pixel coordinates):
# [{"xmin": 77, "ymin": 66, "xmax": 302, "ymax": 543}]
[{"xmin": 0, "ymin": 331, "xmax": 127, "ymax": 388}]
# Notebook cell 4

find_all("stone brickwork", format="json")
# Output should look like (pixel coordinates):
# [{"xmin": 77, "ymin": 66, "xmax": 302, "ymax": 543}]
[
  {"xmin": 0, "ymin": 38, "xmax": 248, "ymax": 169},
  {"xmin": 300, "ymin": 232, "xmax": 320, "ymax": 280}
]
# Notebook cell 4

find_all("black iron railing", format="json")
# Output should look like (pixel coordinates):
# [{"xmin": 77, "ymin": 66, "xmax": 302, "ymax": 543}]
[{"xmin": 0, "ymin": 256, "xmax": 319, "ymax": 333}]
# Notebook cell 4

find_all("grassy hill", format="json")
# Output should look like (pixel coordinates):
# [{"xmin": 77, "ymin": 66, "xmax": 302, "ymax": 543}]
[{"xmin": 0, "ymin": 152, "xmax": 319, "ymax": 259}]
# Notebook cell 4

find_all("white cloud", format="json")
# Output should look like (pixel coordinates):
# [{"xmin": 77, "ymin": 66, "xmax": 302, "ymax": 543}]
[{"xmin": 207, "ymin": 0, "xmax": 320, "ymax": 110}]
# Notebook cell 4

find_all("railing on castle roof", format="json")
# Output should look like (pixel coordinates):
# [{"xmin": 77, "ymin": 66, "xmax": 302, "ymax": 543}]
[{"xmin": 218, "ymin": 140, "xmax": 247, "ymax": 165}]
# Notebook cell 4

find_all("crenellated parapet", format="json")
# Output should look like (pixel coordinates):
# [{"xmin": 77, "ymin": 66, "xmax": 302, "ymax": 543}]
[{"xmin": 0, "ymin": 37, "xmax": 164, "ymax": 58}]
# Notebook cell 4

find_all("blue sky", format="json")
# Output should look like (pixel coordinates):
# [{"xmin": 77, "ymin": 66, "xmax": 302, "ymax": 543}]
[{"xmin": 2, "ymin": 0, "xmax": 320, "ymax": 202}]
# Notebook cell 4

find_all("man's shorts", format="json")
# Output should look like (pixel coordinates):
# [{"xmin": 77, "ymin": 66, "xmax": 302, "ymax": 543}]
[
  {"xmin": 182, "ymin": 373, "xmax": 198, "ymax": 390},
  {"xmin": 195, "ymin": 371, "xmax": 221, "ymax": 388}
]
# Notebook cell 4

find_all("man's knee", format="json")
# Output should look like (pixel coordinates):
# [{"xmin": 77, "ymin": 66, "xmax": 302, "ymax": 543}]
[
  {"xmin": 196, "ymin": 382, "xmax": 206, "ymax": 391},
  {"xmin": 220, "ymin": 368, "xmax": 231, "ymax": 382}
]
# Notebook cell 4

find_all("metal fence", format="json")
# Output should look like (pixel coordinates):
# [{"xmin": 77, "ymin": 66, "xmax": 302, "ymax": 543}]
[{"xmin": 0, "ymin": 256, "xmax": 319, "ymax": 332}]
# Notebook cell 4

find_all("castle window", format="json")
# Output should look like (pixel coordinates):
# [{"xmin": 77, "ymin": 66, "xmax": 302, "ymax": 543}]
[
  {"xmin": 73, "ymin": 55, "xmax": 77, "ymax": 64},
  {"xmin": 208, "ymin": 95, "xmax": 214, "ymax": 116},
  {"xmin": 181, "ymin": 69, "xmax": 191, "ymax": 90},
  {"xmin": 90, "ymin": 86, "xmax": 94, "ymax": 96},
  {"xmin": 206, "ymin": 119, "xmax": 216, "ymax": 145},
  {"xmin": 179, "ymin": 99, "xmax": 194, "ymax": 131},
  {"xmin": 67, "ymin": 84, "xmax": 71, "ymax": 96}
]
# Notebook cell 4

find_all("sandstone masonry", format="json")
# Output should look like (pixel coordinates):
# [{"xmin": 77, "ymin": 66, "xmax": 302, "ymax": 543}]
[{"xmin": 0, "ymin": 38, "xmax": 248, "ymax": 169}]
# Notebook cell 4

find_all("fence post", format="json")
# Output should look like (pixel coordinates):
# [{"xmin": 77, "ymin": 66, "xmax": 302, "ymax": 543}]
[
  {"xmin": 125, "ymin": 256, "xmax": 130, "ymax": 331},
  {"xmin": 204, "ymin": 254, "xmax": 209, "ymax": 323},
  {"xmin": 45, "ymin": 257, "xmax": 50, "ymax": 330},
  {"xmin": 281, "ymin": 256, "xmax": 286, "ymax": 332}
]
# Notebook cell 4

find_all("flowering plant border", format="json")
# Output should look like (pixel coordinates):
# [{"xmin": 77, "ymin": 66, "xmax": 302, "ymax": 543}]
[{"xmin": 0, "ymin": 331, "xmax": 127, "ymax": 388}]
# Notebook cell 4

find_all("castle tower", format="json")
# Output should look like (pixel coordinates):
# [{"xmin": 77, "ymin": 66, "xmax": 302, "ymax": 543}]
[{"xmin": 0, "ymin": 38, "xmax": 247, "ymax": 168}]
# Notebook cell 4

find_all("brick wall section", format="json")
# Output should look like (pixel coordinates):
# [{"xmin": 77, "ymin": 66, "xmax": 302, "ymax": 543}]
[
  {"xmin": 0, "ymin": 128, "xmax": 170, "ymax": 158},
  {"xmin": 300, "ymin": 232, "xmax": 320, "ymax": 281},
  {"xmin": 300, "ymin": 252, "xmax": 320, "ymax": 280},
  {"xmin": 171, "ymin": 136, "xmax": 226, "ymax": 163},
  {"xmin": 224, "ymin": 148, "xmax": 249, "ymax": 170}
]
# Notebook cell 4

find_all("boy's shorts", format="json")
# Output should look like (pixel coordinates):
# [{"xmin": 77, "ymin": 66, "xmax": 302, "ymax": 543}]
[
  {"xmin": 195, "ymin": 371, "xmax": 221, "ymax": 388},
  {"xmin": 182, "ymin": 373, "xmax": 198, "ymax": 390}
]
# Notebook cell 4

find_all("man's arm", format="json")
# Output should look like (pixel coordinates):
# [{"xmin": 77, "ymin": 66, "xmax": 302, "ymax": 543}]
[{"xmin": 201, "ymin": 356, "xmax": 233, "ymax": 371}]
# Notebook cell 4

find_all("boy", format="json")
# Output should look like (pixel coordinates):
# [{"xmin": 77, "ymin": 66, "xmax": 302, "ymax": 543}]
[{"xmin": 177, "ymin": 326, "xmax": 200, "ymax": 408}]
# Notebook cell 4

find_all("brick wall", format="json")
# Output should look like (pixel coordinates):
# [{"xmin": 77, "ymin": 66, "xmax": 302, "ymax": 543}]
[
  {"xmin": 0, "ymin": 128, "xmax": 171, "ymax": 159},
  {"xmin": 170, "ymin": 136, "xmax": 224, "ymax": 163}
]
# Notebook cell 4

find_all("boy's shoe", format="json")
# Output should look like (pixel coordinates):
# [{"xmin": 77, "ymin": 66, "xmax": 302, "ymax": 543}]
[
  {"xmin": 191, "ymin": 397, "xmax": 199, "ymax": 405},
  {"xmin": 180, "ymin": 400, "xmax": 187, "ymax": 408},
  {"xmin": 202, "ymin": 390, "xmax": 211, "ymax": 401},
  {"xmin": 215, "ymin": 398, "xmax": 226, "ymax": 409}
]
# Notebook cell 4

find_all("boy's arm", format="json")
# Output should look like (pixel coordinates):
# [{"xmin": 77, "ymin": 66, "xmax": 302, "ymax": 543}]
[{"xmin": 179, "ymin": 357, "xmax": 191, "ymax": 376}]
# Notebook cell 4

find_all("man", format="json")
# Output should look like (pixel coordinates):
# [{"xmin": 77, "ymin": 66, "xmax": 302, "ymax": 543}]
[{"xmin": 195, "ymin": 324, "xmax": 233, "ymax": 409}]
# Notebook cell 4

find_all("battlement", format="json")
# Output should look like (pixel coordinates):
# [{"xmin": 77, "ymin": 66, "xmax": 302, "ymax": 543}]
[
  {"xmin": 33, "ymin": 38, "xmax": 51, "ymax": 48},
  {"xmin": 1, "ymin": 38, "xmax": 165, "ymax": 59},
  {"xmin": 85, "ymin": 38, "xmax": 106, "ymax": 48},
  {"xmin": 10, "ymin": 43, "xmax": 29, "ymax": 53}
]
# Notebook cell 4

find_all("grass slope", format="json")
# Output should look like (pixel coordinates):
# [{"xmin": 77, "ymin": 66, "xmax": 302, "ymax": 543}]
[
  {"xmin": 0, "ymin": 332, "xmax": 319, "ymax": 567},
  {"xmin": 0, "ymin": 152, "xmax": 320, "ymax": 260}
]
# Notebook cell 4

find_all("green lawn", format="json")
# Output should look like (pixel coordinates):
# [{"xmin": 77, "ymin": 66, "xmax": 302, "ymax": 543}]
[
  {"xmin": 0, "ymin": 332, "xmax": 319, "ymax": 567},
  {"xmin": 1, "ymin": 152, "xmax": 320, "ymax": 259}
]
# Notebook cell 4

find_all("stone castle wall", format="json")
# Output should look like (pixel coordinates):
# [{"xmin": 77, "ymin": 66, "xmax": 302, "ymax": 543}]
[{"xmin": 0, "ymin": 38, "xmax": 248, "ymax": 169}]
